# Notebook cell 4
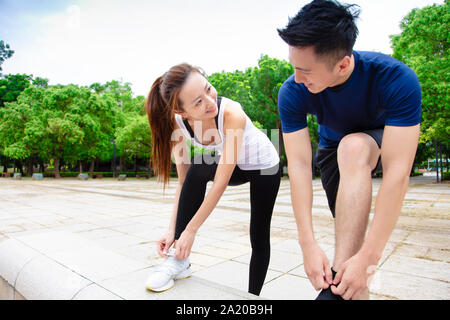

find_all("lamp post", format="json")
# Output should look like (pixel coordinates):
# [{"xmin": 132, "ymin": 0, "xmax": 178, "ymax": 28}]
[{"xmin": 110, "ymin": 138, "xmax": 116, "ymax": 178}]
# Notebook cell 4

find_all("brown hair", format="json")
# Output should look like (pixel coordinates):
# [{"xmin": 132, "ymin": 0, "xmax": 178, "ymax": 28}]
[{"xmin": 145, "ymin": 63, "xmax": 204, "ymax": 187}]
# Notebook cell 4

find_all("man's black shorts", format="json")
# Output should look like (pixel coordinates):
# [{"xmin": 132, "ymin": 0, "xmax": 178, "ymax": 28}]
[{"xmin": 315, "ymin": 128, "xmax": 384, "ymax": 218}]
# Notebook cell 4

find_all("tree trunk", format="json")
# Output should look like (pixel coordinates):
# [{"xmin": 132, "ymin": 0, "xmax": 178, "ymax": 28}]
[
  {"xmin": 439, "ymin": 143, "xmax": 443, "ymax": 181},
  {"xmin": 16, "ymin": 160, "xmax": 24, "ymax": 175},
  {"xmin": 26, "ymin": 157, "xmax": 34, "ymax": 176},
  {"xmin": 1, "ymin": 156, "xmax": 7, "ymax": 173},
  {"xmin": 119, "ymin": 156, "xmax": 124, "ymax": 172},
  {"xmin": 89, "ymin": 159, "xmax": 95, "ymax": 176},
  {"xmin": 54, "ymin": 158, "xmax": 61, "ymax": 179}
]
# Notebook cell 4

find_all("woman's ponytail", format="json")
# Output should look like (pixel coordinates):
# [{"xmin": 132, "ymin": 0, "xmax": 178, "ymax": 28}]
[{"xmin": 146, "ymin": 75, "xmax": 175, "ymax": 187}]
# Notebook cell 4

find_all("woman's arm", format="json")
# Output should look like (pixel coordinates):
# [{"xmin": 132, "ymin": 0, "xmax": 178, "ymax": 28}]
[
  {"xmin": 157, "ymin": 122, "xmax": 190, "ymax": 256},
  {"xmin": 168, "ymin": 122, "xmax": 191, "ymax": 232},
  {"xmin": 167, "ymin": 162, "xmax": 190, "ymax": 233},
  {"xmin": 174, "ymin": 101, "xmax": 246, "ymax": 259}
]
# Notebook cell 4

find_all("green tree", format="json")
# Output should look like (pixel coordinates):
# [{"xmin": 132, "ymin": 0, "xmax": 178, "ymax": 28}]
[
  {"xmin": 76, "ymin": 91, "xmax": 120, "ymax": 175},
  {"xmin": 0, "ymin": 74, "xmax": 32, "ymax": 172},
  {"xmin": 390, "ymin": 1, "xmax": 449, "ymax": 146},
  {"xmin": 0, "ymin": 40, "xmax": 14, "ymax": 75},
  {"xmin": 0, "ymin": 74, "xmax": 33, "ymax": 107},
  {"xmin": 89, "ymin": 79, "xmax": 143, "ymax": 114},
  {"xmin": 32, "ymin": 77, "xmax": 49, "ymax": 89},
  {"xmin": 0, "ymin": 86, "xmax": 47, "ymax": 174},
  {"xmin": 0, "ymin": 84, "xmax": 120, "ymax": 178},
  {"xmin": 34, "ymin": 85, "xmax": 87, "ymax": 178},
  {"xmin": 209, "ymin": 69, "xmax": 252, "ymax": 106},
  {"xmin": 90, "ymin": 80, "xmax": 147, "ymax": 171},
  {"xmin": 115, "ymin": 115, "xmax": 152, "ymax": 172}
]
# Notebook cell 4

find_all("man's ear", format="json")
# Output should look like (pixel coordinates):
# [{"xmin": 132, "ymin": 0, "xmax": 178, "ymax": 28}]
[{"xmin": 337, "ymin": 55, "xmax": 351, "ymax": 74}]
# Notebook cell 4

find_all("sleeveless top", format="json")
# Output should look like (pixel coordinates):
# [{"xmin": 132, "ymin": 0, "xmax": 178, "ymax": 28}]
[{"xmin": 174, "ymin": 97, "xmax": 279, "ymax": 170}]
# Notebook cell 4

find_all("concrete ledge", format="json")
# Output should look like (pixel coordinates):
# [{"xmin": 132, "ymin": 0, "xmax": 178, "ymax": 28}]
[{"xmin": 0, "ymin": 232, "xmax": 260, "ymax": 300}]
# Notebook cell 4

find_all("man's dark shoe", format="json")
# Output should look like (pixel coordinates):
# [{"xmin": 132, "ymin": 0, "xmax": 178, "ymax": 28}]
[{"xmin": 315, "ymin": 268, "xmax": 344, "ymax": 300}]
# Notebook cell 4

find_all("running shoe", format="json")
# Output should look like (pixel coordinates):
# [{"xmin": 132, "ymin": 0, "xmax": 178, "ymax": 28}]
[{"xmin": 145, "ymin": 248, "xmax": 191, "ymax": 292}]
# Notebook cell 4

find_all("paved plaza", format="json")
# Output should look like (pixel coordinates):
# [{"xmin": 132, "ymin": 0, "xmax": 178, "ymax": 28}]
[{"xmin": 0, "ymin": 174, "xmax": 449, "ymax": 300}]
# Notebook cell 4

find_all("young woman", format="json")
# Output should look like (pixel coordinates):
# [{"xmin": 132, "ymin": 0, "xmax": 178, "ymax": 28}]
[{"xmin": 144, "ymin": 63, "xmax": 281, "ymax": 296}]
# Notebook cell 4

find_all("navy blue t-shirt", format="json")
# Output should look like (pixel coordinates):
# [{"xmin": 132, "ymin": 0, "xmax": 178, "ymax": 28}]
[{"xmin": 278, "ymin": 51, "xmax": 422, "ymax": 148}]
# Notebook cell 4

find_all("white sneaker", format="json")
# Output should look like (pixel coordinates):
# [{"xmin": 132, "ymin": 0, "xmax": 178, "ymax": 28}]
[{"xmin": 145, "ymin": 249, "xmax": 191, "ymax": 292}]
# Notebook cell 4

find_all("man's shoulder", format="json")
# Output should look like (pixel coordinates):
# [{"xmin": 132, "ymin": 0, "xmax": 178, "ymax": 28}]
[
  {"xmin": 280, "ymin": 74, "xmax": 307, "ymax": 91},
  {"xmin": 355, "ymin": 51, "xmax": 419, "ymax": 94},
  {"xmin": 277, "ymin": 75, "xmax": 310, "ymax": 133},
  {"xmin": 357, "ymin": 50, "xmax": 398, "ymax": 64},
  {"xmin": 279, "ymin": 74, "xmax": 310, "ymax": 102},
  {"xmin": 280, "ymin": 74, "xmax": 297, "ymax": 90},
  {"xmin": 356, "ymin": 51, "xmax": 414, "ymax": 75}
]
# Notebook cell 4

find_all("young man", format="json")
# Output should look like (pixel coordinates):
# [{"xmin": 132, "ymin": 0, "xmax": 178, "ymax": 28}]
[{"xmin": 277, "ymin": 0, "xmax": 421, "ymax": 300}]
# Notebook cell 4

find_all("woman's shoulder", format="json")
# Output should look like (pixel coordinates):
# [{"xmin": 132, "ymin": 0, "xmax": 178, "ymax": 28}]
[
  {"xmin": 222, "ymin": 97, "xmax": 245, "ymax": 115},
  {"xmin": 221, "ymin": 97, "xmax": 246, "ymax": 129}
]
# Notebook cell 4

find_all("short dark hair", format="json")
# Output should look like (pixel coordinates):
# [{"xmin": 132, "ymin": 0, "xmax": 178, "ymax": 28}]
[{"xmin": 278, "ymin": 0, "xmax": 360, "ymax": 66}]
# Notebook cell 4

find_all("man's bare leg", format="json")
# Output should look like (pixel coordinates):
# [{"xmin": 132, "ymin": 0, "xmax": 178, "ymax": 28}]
[{"xmin": 333, "ymin": 133, "xmax": 381, "ymax": 300}]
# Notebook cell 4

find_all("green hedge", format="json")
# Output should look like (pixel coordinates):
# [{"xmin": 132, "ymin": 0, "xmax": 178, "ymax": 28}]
[{"xmin": 42, "ymin": 171, "xmax": 152, "ymax": 178}]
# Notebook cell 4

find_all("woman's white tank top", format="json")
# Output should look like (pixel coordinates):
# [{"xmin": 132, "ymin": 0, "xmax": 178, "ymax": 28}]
[{"xmin": 174, "ymin": 97, "xmax": 279, "ymax": 170}]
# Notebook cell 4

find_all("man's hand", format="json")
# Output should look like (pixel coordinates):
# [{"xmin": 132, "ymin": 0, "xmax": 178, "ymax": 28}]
[
  {"xmin": 331, "ymin": 252, "xmax": 377, "ymax": 300},
  {"xmin": 302, "ymin": 241, "xmax": 333, "ymax": 291}
]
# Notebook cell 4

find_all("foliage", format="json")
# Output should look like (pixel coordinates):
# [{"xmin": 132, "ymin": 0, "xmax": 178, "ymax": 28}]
[
  {"xmin": 115, "ymin": 114, "xmax": 151, "ymax": 161},
  {"xmin": 0, "ymin": 40, "xmax": 14, "ymax": 74},
  {"xmin": 0, "ymin": 74, "xmax": 32, "ymax": 107},
  {"xmin": 390, "ymin": 2, "xmax": 449, "ymax": 146},
  {"xmin": 0, "ymin": 83, "xmax": 124, "ymax": 177}
]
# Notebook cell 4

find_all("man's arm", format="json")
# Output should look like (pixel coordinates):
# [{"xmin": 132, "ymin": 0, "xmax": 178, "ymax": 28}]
[
  {"xmin": 283, "ymin": 127, "xmax": 333, "ymax": 290},
  {"xmin": 283, "ymin": 128, "xmax": 314, "ymax": 243},
  {"xmin": 360, "ymin": 124, "xmax": 420, "ymax": 261}
]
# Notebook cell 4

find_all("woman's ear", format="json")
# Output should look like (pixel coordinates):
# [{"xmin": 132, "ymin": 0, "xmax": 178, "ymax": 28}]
[{"xmin": 175, "ymin": 110, "xmax": 188, "ymax": 119}]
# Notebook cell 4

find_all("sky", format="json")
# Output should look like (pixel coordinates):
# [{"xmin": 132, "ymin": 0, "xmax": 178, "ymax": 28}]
[{"xmin": 0, "ymin": 0, "xmax": 444, "ymax": 97}]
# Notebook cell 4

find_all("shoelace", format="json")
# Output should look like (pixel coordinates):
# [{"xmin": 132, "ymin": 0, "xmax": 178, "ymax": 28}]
[{"xmin": 154, "ymin": 257, "xmax": 186, "ymax": 276}]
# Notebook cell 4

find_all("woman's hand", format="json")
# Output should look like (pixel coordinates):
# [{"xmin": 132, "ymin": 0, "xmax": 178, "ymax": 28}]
[
  {"xmin": 157, "ymin": 231, "xmax": 175, "ymax": 258},
  {"xmin": 174, "ymin": 228, "xmax": 197, "ymax": 260}
]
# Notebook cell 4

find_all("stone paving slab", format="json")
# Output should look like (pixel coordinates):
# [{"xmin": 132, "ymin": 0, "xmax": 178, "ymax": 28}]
[
  {"xmin": 0, "ymin": 175, "xmax": 449, "ymax": 300},
  {"xmin": 0, "ymin": 233, "xmax": 259, "ymax": 300}
]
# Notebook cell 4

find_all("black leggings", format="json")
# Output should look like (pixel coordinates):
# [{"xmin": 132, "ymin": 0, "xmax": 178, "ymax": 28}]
[{"xmin": 175, "ymin": 155, "xmax": 281, "ymax": 296}]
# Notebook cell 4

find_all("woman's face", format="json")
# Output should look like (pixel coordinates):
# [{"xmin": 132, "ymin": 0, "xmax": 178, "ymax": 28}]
[{"xmin": 177, "ymin": 71, "xmax": 218, "ymax": 121}]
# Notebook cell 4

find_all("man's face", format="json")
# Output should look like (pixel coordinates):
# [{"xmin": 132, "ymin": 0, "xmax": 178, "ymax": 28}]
[{"xmin": 288, "ymin": 46, "xmax": 341, "ymax": 94}]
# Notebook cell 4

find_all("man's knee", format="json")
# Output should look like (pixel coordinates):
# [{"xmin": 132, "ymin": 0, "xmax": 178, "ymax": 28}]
[{"xmin": 337, "ymin": 133, "xmax": 378, "ymax": 172}]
